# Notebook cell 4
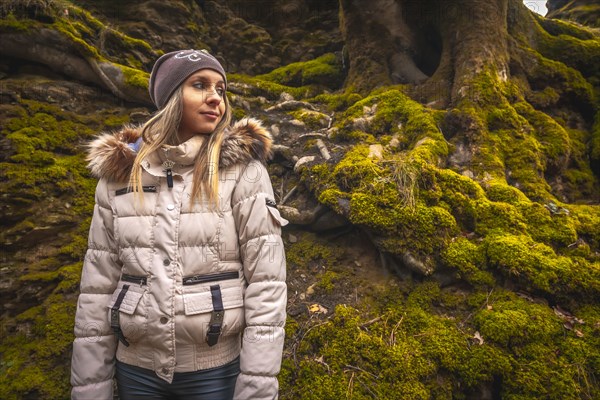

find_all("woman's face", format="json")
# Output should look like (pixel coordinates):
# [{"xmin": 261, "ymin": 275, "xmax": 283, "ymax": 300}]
[{"xmin": 178, "ymin": 69, "xmax": 226, "ymax": 141}]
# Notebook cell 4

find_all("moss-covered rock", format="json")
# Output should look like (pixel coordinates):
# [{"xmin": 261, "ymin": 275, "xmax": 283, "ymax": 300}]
[{"xmin": 257, "ymin": 53, "xmax": 344, "ymax": 90}]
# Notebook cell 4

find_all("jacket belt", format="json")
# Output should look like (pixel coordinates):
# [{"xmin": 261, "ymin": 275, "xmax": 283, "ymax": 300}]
[
  {"xmin": 206, "ymin": 284, "xmax": 224, "ymax": 347},
  {"xmin": 111, "ymin": 284, "xmax": 130, "ymax": 347}
]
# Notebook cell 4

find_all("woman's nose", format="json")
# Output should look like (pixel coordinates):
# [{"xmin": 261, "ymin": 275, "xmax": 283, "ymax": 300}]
[{"xmin": 205, "ymin": 87, "xmax": 222, "ymax": 104}]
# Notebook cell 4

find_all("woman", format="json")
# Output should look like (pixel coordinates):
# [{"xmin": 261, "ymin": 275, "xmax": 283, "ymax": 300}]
[{"xmin": 71, "ymin": 49, "xmax": 288, "ymax": 400}]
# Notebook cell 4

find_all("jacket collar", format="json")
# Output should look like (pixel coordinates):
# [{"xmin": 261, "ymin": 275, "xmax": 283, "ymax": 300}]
[{"xmin": 86, "ymin": 118, "xmax": 273, "ymax": 182}]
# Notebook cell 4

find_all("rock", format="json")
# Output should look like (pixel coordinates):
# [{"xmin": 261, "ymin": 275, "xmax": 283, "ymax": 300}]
[
  {"xmin": 272, "ymin": 145, "xmax": 295, "ymax": 164},
  {"xmin": 288, "ymin": 234, "xmax": 298, "ymax": 243},
  {"xmin": 288, "ymin": 304, "xmax": 305, "ymax": 317},
  {"xmin": 315, "ymin": 139, "xmax": 331, "ymax": 160},
  {"xmin": 289, "ymin": 119, "xmax": 305, "ymax": 127},
  {"xmin": 326, "ymin": 127, "xmax": 339, "ymax": 139},
  {"xmin": 336, "ymin": 198, "xmax": 351, "ymax": 214},
  {"xmin": 270, "ymin": 124, "xmax": 280, "ymax": 137},
  {"xmin": 368, "ymin": 144, "xmax": 384, "ymax": 160},
  {"xmin": 278, "ymin": 205, "xmax": 313, "ymax": 225},
  {"xmin": 296, "ymin": 109, "xmax": 331, "ymax": 129},
  {"xmin": 462, "ymin": 170, "xmax": 474, "ymax": 179},
  {"xmin": 294, "ymin": 155, "xmax": 316, "ymax": 172},
  {"xmin": 130, "ymin": 110, "xmax": 150, "ymax": 124},
  {"xmin": 266, "ymin": 100, "xmax": 316, "ymax": 112},
  {"xmin": 352, "ymin": 116, "xmax": 370, "ymax": 131},
  {"xmin": 401, "ymin": 252, "xmax": 434, "ymax": 276},
  {"xmin": 310, "ymin": 210, "xmax": 349, "ymax": 231},
  {"xmin": 280, "ymin": 92, "xmax": 294, "ymax": 102},
  {"xmin": 388, "ymin": 135, "xmax": 400, "ymax": 149}
]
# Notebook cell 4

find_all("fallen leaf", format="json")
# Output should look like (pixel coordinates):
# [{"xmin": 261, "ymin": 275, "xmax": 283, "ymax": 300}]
[
  {"xmin": 473, "ymin": 331, "xmax": 484, "ymax": 345},
  {"xmin": 309, "ymin": 303, "xmax": 328, "ymax": 314}
]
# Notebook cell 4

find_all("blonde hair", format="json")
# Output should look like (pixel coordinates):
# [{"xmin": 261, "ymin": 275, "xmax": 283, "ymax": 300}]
[{"xmin": 129, "ymin": 86, "xmax": 232, "ymax": 207}]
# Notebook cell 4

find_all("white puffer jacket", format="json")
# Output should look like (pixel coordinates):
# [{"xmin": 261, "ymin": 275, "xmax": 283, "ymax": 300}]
[{"xmin": 71, "ymin": 119, "xmax": 287, "ymax": 400}]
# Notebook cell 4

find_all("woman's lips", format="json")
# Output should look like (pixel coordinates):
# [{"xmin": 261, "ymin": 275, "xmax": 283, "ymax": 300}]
[{"xmin": 200, "ymin": 111, "xmax": 219, "ymax": 120}]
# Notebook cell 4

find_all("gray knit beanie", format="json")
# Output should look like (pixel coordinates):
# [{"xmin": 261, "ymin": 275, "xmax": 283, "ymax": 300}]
[{"xmin": 148, "ymin": 49, "xmax": 227, "ymax": 109}]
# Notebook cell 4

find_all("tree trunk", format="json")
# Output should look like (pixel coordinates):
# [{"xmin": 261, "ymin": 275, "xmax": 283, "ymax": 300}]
[{"xmin": 340, "ymin": 0, "xmax": 598, "ymax": 194}]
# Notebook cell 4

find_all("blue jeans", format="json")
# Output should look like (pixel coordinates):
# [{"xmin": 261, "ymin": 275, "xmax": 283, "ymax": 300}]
[{"xmin": 116, "ymin": 357, "xmax": 240, "ymax": 400}]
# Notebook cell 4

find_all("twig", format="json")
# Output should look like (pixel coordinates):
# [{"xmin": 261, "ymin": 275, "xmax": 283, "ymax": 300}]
[
  {"xmin": 461, "ymin": 288, "xmax": 494, "ymax": 326},
  {"xmin": 279, "ymin": 178, "xmax": 285, "ymax": 202},
  {"xmin": 359, "ymin": 316, "xmax": 382, "ymax": 330},
  {"xmin": 281, "ymin": 185, "xmax": 298, "ymax": 205},
  {"xmin": 389, "ymin": 315, "xmax": 404, "ymax": 346},
  {"xmin": 299, "ymin": 132, "xmax": 327, "ymax": 139},
  {"xmin": 343, "ymin": 365, "xmax": 379, "ymax": 380},
  {"xmin": 295, "ymin": 319, "xmax": 331, "ymax": 362},
  {"xmin": 315, "ymin": 356, "xmax": 331, "ymax": 374},
  {"xmin": 346, "ymin": 372, "xmax": 355, "ymax": 399}
]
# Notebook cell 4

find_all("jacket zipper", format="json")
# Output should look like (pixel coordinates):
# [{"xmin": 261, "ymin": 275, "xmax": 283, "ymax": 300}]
[
  {"xmin": 183, "ymin": 271, "xmax": 239, "ymax": 286},
  {"xmin": 121, "ymin": 274, "xmax": 147, "ymax": 286},
  {"xmin": 115, "ymin": 186, "xmax": 157, "ymax": 196}
]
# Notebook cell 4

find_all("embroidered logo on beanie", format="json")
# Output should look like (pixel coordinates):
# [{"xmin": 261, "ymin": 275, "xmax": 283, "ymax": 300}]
[{"xmin": 148, "ymin": 49, "xmax": 227, "ymax": 109}]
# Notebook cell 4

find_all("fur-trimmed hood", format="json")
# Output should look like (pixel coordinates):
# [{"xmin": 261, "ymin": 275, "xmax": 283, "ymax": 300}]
[{"xmin": 86, "ymin": 118, "xmax": 272, "ymax": 182}]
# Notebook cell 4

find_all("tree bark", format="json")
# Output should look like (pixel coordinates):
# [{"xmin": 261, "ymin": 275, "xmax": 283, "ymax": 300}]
[{"xmin": 340, "ymin": 0, "xmax": 511, "ymax": 105}]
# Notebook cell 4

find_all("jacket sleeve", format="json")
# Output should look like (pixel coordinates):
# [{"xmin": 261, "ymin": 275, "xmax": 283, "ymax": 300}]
[
  {"xmin": 71, "ymin": 179, "xmax": 121, "ymax": 400},
  {"xmin": 231, "ymin": 160, "xmax": 288, "ymax": 400}
]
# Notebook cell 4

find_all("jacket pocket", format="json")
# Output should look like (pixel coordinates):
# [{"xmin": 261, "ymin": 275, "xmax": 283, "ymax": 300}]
[
  {"xmin": 183, "ymin": 285, "xmax": 243, "ymax": 315},
  {"xmin": 107, "ymin": 279, "xmax": 147, "ymax": 343},
  {"xmin": 181, "ymin": 274, "xmax": 245, "ymax": 343}
]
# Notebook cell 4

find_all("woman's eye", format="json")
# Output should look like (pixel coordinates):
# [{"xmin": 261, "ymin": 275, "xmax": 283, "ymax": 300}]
[
  {"xmin": 193, "ymin": 83, "xmax": 206, "ymax": 90},
  {"xmin": 216, "ymin": 87, "xmax": 225, "ymax": 96}
]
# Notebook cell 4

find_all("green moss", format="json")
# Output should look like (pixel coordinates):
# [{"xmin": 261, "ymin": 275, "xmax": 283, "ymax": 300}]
[
  {"xmin": 0, "ymin": 12, "xmax": 36, "ymax": 32},
  {"xmin": 232, "ymin": 107, "xmax": 247, "ymax": 121},
  {"xmin": 257, "ymin": 53, "xmax": 343, "ymax": 89},
  {"xmin": 570, "ymin": 203, "xmax": 600, "ymax": 250},
  {"xmin": 526, "ymin": 86, "xmax": 561, "ymax": 108},
  {"xmin": 522, "ymin": 44, "xmax": 595, "ymax": 112},
  {"xmin": 120, "ymin": 64, "xmax": 149, "ymax": 90},
  {"xmin": 471, "ymin": 290, "xmax": 597, "ymax": 399},
  {"xmin": 285, "ymin": 304, "xmax": 436, "ymax": 398},
  {"xmin": 348, "ymin": 192, "xmax": 398, "ymax": 233},
  {"xmin": 288, "ymin": 109, "xmax": 329, "ymax": 130},
  {"xmin": 537, "ymin": 25, "xmax": 600, "ymax": 80},
  {"xmin": 484, "ymin": 233, "xmax": 600, "ymax": 299},
  {"xmin": 338, "ymin": 89, "xmax": 447, "ymax": 158},
  {"xmin": 441, "ymin": 238, "xmax": 495, "ymax": 286},
  {"xmin": 0, "ymin": 91, "xmax": 116, "ymax": 399},
  {"xmin": 591, "ymin": 111, "xmax": 600, "ymax": 168},
  {"xmin": 229, "ymin": 73, "xmax": 313, "ymax": 100},
  {"xmin": 485, "ymin": 181, "xmax": 529, "ymax": 204},
  {"xmin": 103, "ymin": 114, "xmax": 130, "ymax": 128},
  {"xmin": 317, "ymin": 271, "xmax": 339, "ymax": 293},
  {"xmin": 285, "ymin": 232, "xmax": 343, "ymax": 269},
  {"xmin": 536, "ymin": 15, "xmax": 596, "ymax": 41},
  {"xmin": 329, "ymin": 129, "xmax": 377, "ymax": 144},
  {"xmin": 53, "ymin": 18, "xmax": 101, "ymax": 59},
  {"xmin": 309, "ymin": 91, "xmax": 363, "ymax": 112},
  {"xmin": 518, "ymin": 202, "xmax": 578, "ymax": 247},
  {"xmin": 333, "ymin": 145, "xmax": 383, "ymax": 191},
  {"xmin": 1, "ymin": 292, "xmax": 76, "ymax": 399},
  {"xmin": 475, "ymin": 295, "xmax": 561, "ymax": 347}
]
